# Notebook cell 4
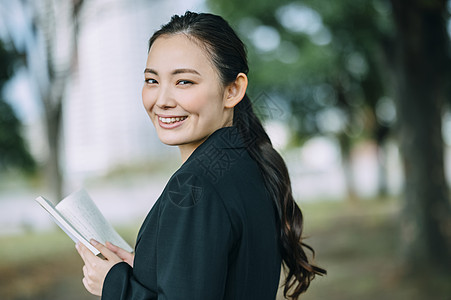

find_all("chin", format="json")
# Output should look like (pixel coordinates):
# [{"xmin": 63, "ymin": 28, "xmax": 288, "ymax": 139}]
[{"xmin": 156, "ymin": 134, "xmax": 185, "ymax": 146}]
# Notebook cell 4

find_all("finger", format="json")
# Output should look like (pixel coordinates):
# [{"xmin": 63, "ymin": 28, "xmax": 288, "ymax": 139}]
[
  {"xmin": 105, "ymin": 242, "xmax": 130, "ymax": 260},
  {"xmin": 106, "ymin": 241, "xmax": 134, "ymax": 267},
  {"xmin": 82, "ymin": 276, "xmax": 98, "ymax": 296},
  {"xmin": 105, "ymin": 242, "xmax": 125, "ymax": 260},
  {"xmin": 76, "ymin": 242, "xmax": 89, "ymax": 262},
  {"xmin": 82, "ymin": 276, "xmax": 89, "ymax": 291},
  {"xmin": 106, "ymin": 242, "xmax": 132, "ymax": 257},
  {"xmin": 90, "ymin": 239, "xmax": 120, "ymax": 262},
  {"xmin": 77, "ymin": 242, "xmax": 99, "ymax": 266},
  {"xmin": 105, "ymin": 241, "xmax": 119, "ymax": 252}
]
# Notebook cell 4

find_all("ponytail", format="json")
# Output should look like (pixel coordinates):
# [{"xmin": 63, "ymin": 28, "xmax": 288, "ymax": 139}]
[{"xmin": 234, "ymin": 95, "xmax": 327, "ymax": 298}]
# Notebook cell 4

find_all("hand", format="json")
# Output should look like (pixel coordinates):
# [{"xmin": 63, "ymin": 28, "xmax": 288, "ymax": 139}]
[
  {"xmin": 106, "ymin": 241, "xmax": 135, "ymax": 267},
  {"xmin": 76, "ymin": 239, "xmax": 123, "ymax": 296}
]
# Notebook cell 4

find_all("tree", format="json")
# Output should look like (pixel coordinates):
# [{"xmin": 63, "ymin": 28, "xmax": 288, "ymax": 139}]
[
  {"xmin": 0, "ymin": 100, "xmax": 36, "ymax": 173},
  {"xmin": 0, "ymin": 40, "xmax": 36, "ymax": 173},
  {"xmin": 390, "ymin": 0, "xmax": 451, "ymax": 272},
  {"xmin": 2, "ymin": 0, "xmax": 85, "ymax": 200}
]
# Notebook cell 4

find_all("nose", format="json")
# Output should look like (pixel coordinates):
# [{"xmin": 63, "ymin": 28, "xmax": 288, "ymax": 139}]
[{"xmin": 155, "ymin": 84, "xmax": 176, "ymax": 109}]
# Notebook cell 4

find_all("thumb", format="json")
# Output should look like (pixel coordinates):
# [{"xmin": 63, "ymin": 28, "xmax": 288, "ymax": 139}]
[
  {"xmin": 106, "ymin": 242, "xmax": 128, "ymax": 256},
  {"xmin": 106, "ymin": 242, "xmax": 134, "ymax": 267},
  {"xmin": 90, "ymin": 239, "xmax": 120, "ymax": 262}
]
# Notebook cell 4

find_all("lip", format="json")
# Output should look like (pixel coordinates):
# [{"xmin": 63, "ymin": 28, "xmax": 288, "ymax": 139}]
[{"xmin": 156, "ymin": 114, "xmax": 188, "ymax": 129}]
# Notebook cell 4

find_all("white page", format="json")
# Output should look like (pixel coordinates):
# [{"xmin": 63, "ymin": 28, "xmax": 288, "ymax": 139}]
[
  {"xmin": 55, "ymin": 189, "xmax": 133, "ymax": 253},
  {"xmin": 35, "ymin": 196, "xmax": 101, "ymax": 255}
]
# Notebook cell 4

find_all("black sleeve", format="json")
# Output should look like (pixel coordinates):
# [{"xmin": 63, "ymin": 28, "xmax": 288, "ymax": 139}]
[{"xmin": 102, "ymin": 262, "xmax": 157, "ymax": 300}]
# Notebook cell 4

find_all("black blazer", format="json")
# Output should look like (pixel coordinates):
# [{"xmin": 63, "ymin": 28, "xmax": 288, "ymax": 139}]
[{"xmin": 102, "ymin": 126, "xmax": 282, "ymax": 299}]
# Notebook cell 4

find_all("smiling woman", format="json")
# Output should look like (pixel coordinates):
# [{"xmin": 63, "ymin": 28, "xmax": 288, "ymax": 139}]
[
  {"xmin": 75, "ymin": 11, "xmax": 325, "ymax": 300},
  {"xmin": 141, "ymin": 33, "xmax": 248, "ymax": 161}
]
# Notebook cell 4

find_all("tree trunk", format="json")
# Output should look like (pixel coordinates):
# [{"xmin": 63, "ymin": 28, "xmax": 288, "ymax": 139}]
[
  {"xmin": 44, "ymin": 98, "xmax": 63, "ymax": 201},
  {"xmin": 338, "ymin": 133, "xmax": 359, "ymax": 203},
  {"xmin": 390, "ymin": 0, "xmax": 451, "ymax": 272},
  {"xmin": 376, "ymin": 142, "xmax": 389, "ymax": 198},
  {"xmin": 374, "ymin": 125, "xmax": 391, "ymax": 198}
]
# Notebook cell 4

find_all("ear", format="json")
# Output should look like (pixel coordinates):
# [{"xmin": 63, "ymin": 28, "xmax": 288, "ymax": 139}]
[{"xmin": 224, "ymin": 73, "xmax": 248, "ymax": 108}]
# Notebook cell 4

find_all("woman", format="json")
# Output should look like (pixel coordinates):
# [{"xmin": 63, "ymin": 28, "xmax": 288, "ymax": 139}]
[{"xmin": 76, "ymin": 11, "xmax": 326, "ymax": 299}]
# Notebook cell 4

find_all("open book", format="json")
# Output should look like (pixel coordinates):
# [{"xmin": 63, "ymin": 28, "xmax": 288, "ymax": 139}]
[{"xmin": 35, "ymin": 189, "xmax": 133, "ymax": 256}]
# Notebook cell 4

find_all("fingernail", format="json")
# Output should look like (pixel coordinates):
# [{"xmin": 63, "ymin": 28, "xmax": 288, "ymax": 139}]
[
  {"xmin": 90, "ymin": 239, "xmax": 99, "ymax": 246},
  {"xmin": 75, "ymin": 242, "xmax": 80, "ymax": 250}
]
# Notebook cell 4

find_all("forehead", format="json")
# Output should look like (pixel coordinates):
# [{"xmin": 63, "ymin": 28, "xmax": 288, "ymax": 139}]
[{"xmin": 147, "ymin": 34, "xmax": 216, "ymax": 74}]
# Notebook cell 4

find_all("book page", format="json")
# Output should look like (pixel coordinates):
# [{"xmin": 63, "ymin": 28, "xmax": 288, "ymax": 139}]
[
  {"xmin": 35, "ymin": 196, "xmax": 101, "ymax": 255},
  {"xmin": 55, "ymin": 189, "xmax": 133, "ymax": 253}
]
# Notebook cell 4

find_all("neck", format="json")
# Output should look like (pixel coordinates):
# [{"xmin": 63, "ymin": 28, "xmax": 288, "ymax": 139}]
[
  {"xmin": 178, "ymin": 116, "xmax": 234, "ymax": 163},
  {"xmin": 178, "ymin": 139, "xmax": 206, "ymax": 163}
]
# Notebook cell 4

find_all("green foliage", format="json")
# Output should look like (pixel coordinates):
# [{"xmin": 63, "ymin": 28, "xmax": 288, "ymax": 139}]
[
  {"xmin": 0, "ymin": 99, "xmax": 36, "ymax": 174},
  {"xmin": 0, "ymin": 41, "xmax": 17, "ymax": 90},
  {"xmin": 208, "ymin": 0, "xmax": 395, "ymax": 146},
  {"xmin": 0, "ymin": 41, "xmax": 36, "ymax": 174}
]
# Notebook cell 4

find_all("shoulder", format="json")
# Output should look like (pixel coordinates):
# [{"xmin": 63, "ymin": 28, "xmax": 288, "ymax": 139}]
[
  {"xmin": 159, "ymin": 170, "xmax": 237, "ymax": 238},
  {"xmin": 161, "ymin": 126, "xmax": 263, "ymax": 208},
  {"xmin": 163, "ymin": 171, "xmax": 209, "ymax": 208},
  {"xmin": 179, "ymin": 126, "xmax": 253, "ymax": 183}
]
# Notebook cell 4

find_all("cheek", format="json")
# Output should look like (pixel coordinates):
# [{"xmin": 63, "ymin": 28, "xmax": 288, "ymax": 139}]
[
  {"xmin": 177, "ymin": 89, "xmax": 223, "ymax": 117},
  {"xmin": 173, "ymin": 90, "xmax": 203, "ymax": 115},
  {"xmin": 142, "ymin": 87, "xmax": 155, "ymax": 111}
]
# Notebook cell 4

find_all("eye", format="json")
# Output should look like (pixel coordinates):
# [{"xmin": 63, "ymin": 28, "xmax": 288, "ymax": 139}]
[
  {"xmin": 145, "ymin": 78, "xmax": 158, "ymax": 84},
  {"xmin": 177, "ymin": 80, "xmax": 194, "ymax": 86}
]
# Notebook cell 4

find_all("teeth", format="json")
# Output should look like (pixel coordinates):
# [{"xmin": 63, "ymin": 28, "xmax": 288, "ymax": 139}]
[{"xmin": 159, "ymin": 116, "xmax": 187, "ymax": 124}]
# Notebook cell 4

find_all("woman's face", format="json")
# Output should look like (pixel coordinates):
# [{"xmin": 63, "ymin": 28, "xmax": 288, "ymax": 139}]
[{"xmin": 142, "ymin": 34, "xmax": 233, "ymax": 160}]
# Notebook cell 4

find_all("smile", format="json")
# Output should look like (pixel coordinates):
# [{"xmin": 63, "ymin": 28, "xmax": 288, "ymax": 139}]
[{"xmin": 159, "ymin": 116, "xmax": 188, "ymax": 124}]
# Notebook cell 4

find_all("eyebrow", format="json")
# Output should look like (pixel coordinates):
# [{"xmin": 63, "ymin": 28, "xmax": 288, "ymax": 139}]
[{"xmin": 143, "ymin": 68, "xmax": 201, "ymax": 76}]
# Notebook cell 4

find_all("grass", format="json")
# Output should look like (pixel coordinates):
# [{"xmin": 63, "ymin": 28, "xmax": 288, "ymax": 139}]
[
  {"xmin": 279, "ymin": 198, "xmax": 451, "ymax": 300},
  {"xmin": 1, "ymin": 198, "xmax": 450, "ymax": 300},
  {"xmin": 0, "ymin": 225, "xmax": 139, "ymax": 300}
]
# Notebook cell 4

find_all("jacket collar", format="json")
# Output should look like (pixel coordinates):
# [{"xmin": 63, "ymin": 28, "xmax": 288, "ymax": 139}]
[{"xmin": 183, "ymin": 126, "xmax": 245, "ymax": 164}]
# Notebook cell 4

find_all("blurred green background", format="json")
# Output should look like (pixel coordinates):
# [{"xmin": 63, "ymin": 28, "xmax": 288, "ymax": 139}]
[{"xmin": 1, "ymin": 0, "xmax": 450, "ymax": 299}]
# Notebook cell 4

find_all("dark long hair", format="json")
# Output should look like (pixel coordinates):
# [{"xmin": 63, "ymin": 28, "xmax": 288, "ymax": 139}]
[{"xmin": 148, "ymin": 11, "xmax": 326, "ymax": 299}]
